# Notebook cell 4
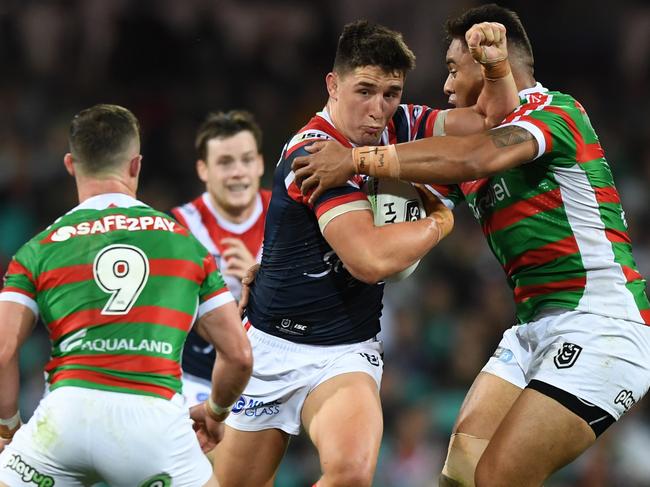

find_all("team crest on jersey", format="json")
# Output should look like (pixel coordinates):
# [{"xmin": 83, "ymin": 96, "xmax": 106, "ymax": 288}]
[{"xmin": 554, "ymin": 342, "xmax": 582, "ymax": 369}]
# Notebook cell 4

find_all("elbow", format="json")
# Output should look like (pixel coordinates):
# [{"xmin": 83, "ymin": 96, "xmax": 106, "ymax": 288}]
[
  {"xmin": 233, "ymin": 340, "xmax": 254, "ymax": 378},
  {"xmin": 343, "ymin": 258, "xmax": 385, "ymax": 285}
]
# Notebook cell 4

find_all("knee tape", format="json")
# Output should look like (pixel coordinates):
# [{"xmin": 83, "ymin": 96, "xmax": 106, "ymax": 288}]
[{"xmin": 440, "ymin": 433, "xmax": 489, "ymax": 487}]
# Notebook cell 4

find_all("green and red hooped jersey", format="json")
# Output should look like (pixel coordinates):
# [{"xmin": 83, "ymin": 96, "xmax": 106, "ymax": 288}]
[
  {"xmin": 0, "ymin": 193, "xmax": 234, "ymax": 400},
  {"xmin": 430, "ymin": 84, "xmax": 649, "ymax": 325}
]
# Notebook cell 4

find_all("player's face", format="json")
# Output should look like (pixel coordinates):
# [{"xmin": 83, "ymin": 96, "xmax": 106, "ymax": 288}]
[
  {"xmin": 443, "ymin": 38, "xmax": 484, "ymax": 108},
  {"xmin": 327, "ymin": 66, "xmax": 404, "ymax": 146},
  {"xmin": 197, "ymin": 131, "xmax": 264, "ymax": 218}
]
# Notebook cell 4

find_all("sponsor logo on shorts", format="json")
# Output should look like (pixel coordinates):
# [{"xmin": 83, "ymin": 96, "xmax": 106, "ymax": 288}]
[
  {"xmin": 615, "ymin": 390, "xmax": 636, "ymax": 412},
  {"xmin": 554, "ymin": 342, "xmax": 582, "ymax": 369},
  {"xmin": 492, "ymin": 347, "xmax": 514, "ymax": 363},
  {"xmin": 231, "ymin": 396, "xmax": 281, "ymax": 417},
  {"xmin": 359, "ymin": 353, "xmax": 381, "ymax": 367},
  {"xmin": 4, "ymin": 454, "xmax": 55, "ymax": 486},
  {"xmin": 139, "ymin": 473, "xmax": 172, "ymax": 487}
]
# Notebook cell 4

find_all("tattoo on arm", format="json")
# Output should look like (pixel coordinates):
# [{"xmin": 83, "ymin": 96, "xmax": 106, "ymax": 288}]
[{"xmin": 490, "ymin": 126, "xmax": 534, "ymax": 148}]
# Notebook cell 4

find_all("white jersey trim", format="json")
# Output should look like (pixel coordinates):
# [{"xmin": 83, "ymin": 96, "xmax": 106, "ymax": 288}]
[
  {"xmin": 553, "ymin": 165, "xmax": 644, "ymax": 323},
  {"xmin": 202, "ymin": 192, "xmax": 263, "ymax": 234},
  {"xmin": 0, "ymin": 292, "xmax": 39, "ymax": 318},
  {"xmin": 198, "ymin": 291, "xmax": 235, "ymax": 318},
  {"xmin": 500, "ymin": 120, "xmax": 546, "ymax": 160}
]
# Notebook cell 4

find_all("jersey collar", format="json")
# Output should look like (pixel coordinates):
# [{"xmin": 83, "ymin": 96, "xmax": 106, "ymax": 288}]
[
  {"xmin": 202, "ymin": 191, "xmax": 263, "ymax": 234},
  {"xmin": 70, "ymin": 193, "xmax": 148, "ymax": 213},
  {"xmin": 518, "ymin": 82, "xmax": 547, "ymax": 98}
]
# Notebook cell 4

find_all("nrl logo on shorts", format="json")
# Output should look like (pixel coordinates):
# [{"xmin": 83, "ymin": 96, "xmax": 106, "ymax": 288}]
[{"xmin": 554, "ymin": 342, "xmax": 582, "ymax": 369}]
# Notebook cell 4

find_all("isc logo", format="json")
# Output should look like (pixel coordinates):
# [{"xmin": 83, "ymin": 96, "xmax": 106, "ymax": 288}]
[{"xmin": 614, "ymin": 390, "xmax": 636, "ymax": 411}]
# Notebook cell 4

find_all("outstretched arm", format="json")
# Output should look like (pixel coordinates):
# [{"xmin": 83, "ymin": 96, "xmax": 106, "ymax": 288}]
[{"xmin": 292, "ymin": 125, "xmax": 537, "ymax": 204}]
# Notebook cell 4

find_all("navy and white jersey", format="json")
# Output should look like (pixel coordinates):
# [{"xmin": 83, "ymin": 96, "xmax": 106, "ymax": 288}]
[
  {"xmin": 247, "ymin": 105, "xmax": 442, "ymax": 345},
  {"xmin": 172, "ymin": 190, "xmax": 271, "ymax": 380}
]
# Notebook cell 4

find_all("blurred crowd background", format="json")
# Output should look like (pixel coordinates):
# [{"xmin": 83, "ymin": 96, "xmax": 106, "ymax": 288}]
[{"xmin": 2, "ymin": 0, "xmax": 650, "ymax": 485}]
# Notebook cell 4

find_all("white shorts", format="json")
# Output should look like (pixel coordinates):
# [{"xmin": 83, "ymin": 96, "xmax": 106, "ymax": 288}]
[
  {"xmin": 482, "ymin": 310, "xmax": 650, "ymax": 421},
  {"xmin": 181, "ymin": 373, "xmax": 212, "ymax": 408},
  {"xmin": 225, "ymin": 326, "xmax": 384, "ymax": 435},
  {"xmin": 0, "ymin": 387, "xmax": 212, "ymax": 487}
]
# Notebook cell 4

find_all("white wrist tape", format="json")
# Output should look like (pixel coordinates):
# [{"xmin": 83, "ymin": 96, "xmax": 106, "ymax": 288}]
[{"xmin": 0, "ymin": 412, "xmax": 21, "ymax": 430}]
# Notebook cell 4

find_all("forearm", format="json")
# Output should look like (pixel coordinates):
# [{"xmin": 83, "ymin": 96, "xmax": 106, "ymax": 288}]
[
  {"xmin": 0, "ymin": 354, "xmax": 20, "ymax": 418},
  {"xmin": 476, "ymin": 64, "xmax": 519, "ymax": 129},
  {"xmin": 209, "ymin": 354, "xmax": 251, "ymax": 408},
  {"xmin": 344, "ymin": 217, "xmax": 442, "ymax": 284}
]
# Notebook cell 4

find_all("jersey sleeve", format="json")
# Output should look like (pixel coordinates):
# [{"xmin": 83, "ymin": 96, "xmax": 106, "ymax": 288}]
[
  {"xmin": 0, "ymin": 245, "xmax": 39, "ymax": 317},
  {"xmin": 391, "ymin": 104, "xmax": 444, "ymax": 142},
  {"xmin": 499, "ymin": 93, "xmax": 590, "ymax": 163},
  {"xmin": 283, "ymin": 145, "xmax": 371, "ymax": 233},
  {"xmin": 197, "ymin": 252, "xmax": 234, "ymax": 318}
]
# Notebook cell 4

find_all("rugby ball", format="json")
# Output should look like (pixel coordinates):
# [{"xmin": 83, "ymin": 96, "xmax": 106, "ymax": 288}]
[{"xmin": 364, "ymin": 177, "xmax": 425, "ymax": 282}]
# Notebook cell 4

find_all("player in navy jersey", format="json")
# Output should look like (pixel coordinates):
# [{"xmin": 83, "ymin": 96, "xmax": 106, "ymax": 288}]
[
  {"xmin": 171, "ymin": 111, "xmax": 269, "ymax": 408},
  {"xmin": 213, "ymin": 20, "xmax": 517, "ymax": 487}
]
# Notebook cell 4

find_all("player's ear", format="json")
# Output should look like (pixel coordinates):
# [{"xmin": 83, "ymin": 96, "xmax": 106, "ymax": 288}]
[
  {"xmin": 129, "ymin": 155, "xmax": 142, "ymax": 178},
  {"xmin": 326, "ymin": 72, "xmax": 338, "ymax": 100},
  {"xmin": 63, "ymin": 153, "xmax": 76, "ymax": 176},
  {"xmin": 196, "ymin": 159, "xmax": 208, "ymax": 183}
]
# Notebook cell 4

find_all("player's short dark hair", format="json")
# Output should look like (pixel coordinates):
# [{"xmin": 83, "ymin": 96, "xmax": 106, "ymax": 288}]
[
  {"xmin": 446, "ymin": 4, "xmax": 534, "ymax": 71},
  {"xmin": 333, "ymin": 20, "xmax": 416, "ymax": 76},
  {"xmin": 69, "ymin": 104, "xmax": 140, "ymax": 174},
  {"xmin": 195, "ymin": 110, "xmax": 262, "ymax": 161}
]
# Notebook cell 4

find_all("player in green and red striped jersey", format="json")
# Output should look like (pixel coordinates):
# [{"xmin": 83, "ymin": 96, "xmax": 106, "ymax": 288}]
[
  {"xmin": 0, "ymin": 104, "xmax": 252, "ymax": 487},
  {"xmin": 291, "ymin": 5, "xmax": 650, "ymax": 487}
]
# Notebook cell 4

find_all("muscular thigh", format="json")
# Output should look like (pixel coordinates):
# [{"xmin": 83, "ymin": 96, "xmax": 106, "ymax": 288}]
[
  {"xmin": 477, "ymin": 388, "xmax": 595, "ymax": 487},
  {"xmin": 213, "ymin": 426, "xmax": 289, "ymax": 487},
  {"xmin": 302, "ymin": 372, "xmax": 383, "ymax": 472},
  {"xmin": 453, "ymin": 372, "xmax": 522, "ymax": 439}
]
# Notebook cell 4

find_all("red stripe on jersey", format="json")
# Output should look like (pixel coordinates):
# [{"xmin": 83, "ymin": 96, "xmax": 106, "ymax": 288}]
[
  {"xmin": 640, "ymin": 309, "xmax": 650, "ymax": 325},
  {"xmin": 503, "ymin": 236, "xmax": 579, "ymax": 277},
  {"xmin": 203, "ymin": 253, "xmax": 218, "ymax": 273},
  {"xmin": 171, "ymin": 207, "xmax": 189, "ymax": 227},
  {"xmin": 543, "ymin": 106, "xmax": 601, "ymax": 164},
  {"xmin": 514, "ymin": 276, "xmax": 586, "ymax": 303},
  {"xmin": 192, "ymin": 194, "xmax": 268, "ymax": 258},
  {"xmin": 622, "ymin": 265, "xmax": 643, "ymax": 283},
  {"xmin": 460, "ymin": 178, "xmax": 489, "ymax": 196},
  {"xmin": 315, "ymin": 192, "xmax": 369, "ymax": 219},
  {"xmin": 605, "ymin": 228, "xmax": 631, "ymax": 244},
  {"xmin": 483, "ymin": 188, "xmax": 562, "ymax": 234},
  {"xmin": 46, "ymin": 354, "xmax": 181, "ymax": 377},
  {"xmin": 1, "ymin": 286, "xmax": 35, "ymax": 299},
  {"xmin": 6, "ymin": 260, "xmax": 35, "ymax": 284},
  {"xmin": 594, "ymin": 186, "xmax": 620, "ymax": 204},
  {"xmin": 37, "ymin": 264, "xmax": 93, "ymax": 292},
  {"xmin": 387, "ymin": 119, "xmax": 397, "ymax": 144},
  {"xmin": 577, "ymin": 143, "xmax": 604, "ymax": 163},
  {"xmin": 517, "ymin": 115, "xmax": 554, "ymax": 154},
  {"xmin": 49, "ymin": 369, "xmax": 175, "ymax": 399},
  {"xmin": 201, "ymin": 287, "xmax": 230, "ymax": 303},
  {"xmin": 286, "ymin": 116, "xmax": 353, "ymax": 158},
  {"xmin": 37, "ymin": 259, "xmax": 206, "ymax": 292},
  {"xmin": 423, "ymin": 109, "xmax": 439, "ymax": 137},
  {"xmin": 49, "ymin": 306, "xmax": 194, "ymax": 341},
  {"xmin": 287, "ymin": 180, "xmax": 307, "ymax": 204}
]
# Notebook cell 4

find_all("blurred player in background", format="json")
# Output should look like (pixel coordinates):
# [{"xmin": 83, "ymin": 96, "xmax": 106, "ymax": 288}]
[
  {"xmin": 0, "ymin": 104, "xmax": 252, "ymax": 486},
  {"xmin": 171, "ymin": 110, "xmax": 269, "ymax": 408},
  {"xmin": 292, "ymin": 4, "xmax": 650, "ymax": 486},
  {"xmin": 214, "ymin": 20, "xmax": 517, "ymax": 487}
]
